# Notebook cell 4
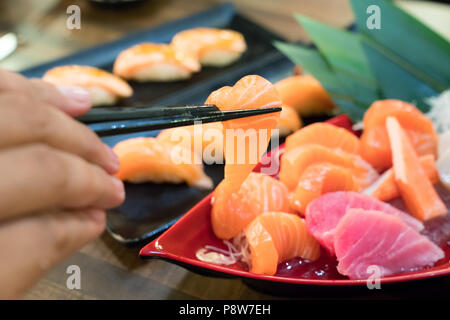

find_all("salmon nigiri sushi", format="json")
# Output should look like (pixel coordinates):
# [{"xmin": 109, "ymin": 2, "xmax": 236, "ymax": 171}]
[
  {"xmin": 42, "ymin": 65, "xmax": 133, "ymax": 106},
  {"xmin": 212, "ymin": 173, "xmax": 291, "ymax": 240},
  {"xmin": 244, "ymin": 212, "xmax": 321, "ymax": 275},
  {"xmin": 274, "ymin": 75, "xmax": 336, "ymax": 116},
  {"xmin": 172, "ymin": 28, "xmax": 246, "ymax": 67},
  {"xmin": 113, "ymin": 137, "xmax": 213, "ymax": 189},
  {"xmin": 277, "ymin": 105, "xmax": 302, "ymax": 136},
  {"xmin": 113, "ymin": 43, "xmax": 201, "ymax": 82}
]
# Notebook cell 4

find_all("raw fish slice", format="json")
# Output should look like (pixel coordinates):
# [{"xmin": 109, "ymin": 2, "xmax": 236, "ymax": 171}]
[
  {"xmin": 305, "ymin": 191, "xmax": 423, "ymax": 254},
  {"xmin": 360, "ymin": 100, "xmax": 438, "ymax": 171},
  {"xmin": 205, "ymin": 75, "xmax": 281, "ymax": 192},
  {"xmin": 171, "ymin": 28, "xmax": 246, "ymax": 67},
  {"xmin": 113, "ymin": 43, "xmax": 200, "ymax": 81},
  {"xmin": 363, "ymin": 154, "xmax": 439, "ymax": 202},
  {"xmin": 277, "ymin": 105, "xmax": 302, "ymax": 136},
  {"xmin": 335, "ymin": 209, "xmax": 444, "ymax": 280},
  {"xmin": 291, "ymin": 163, "xmax": 358, "ymax": 215},
  {"xmin": 274, "ymin": 75, "xmax": 336, "ymax": 116},
  {"xmin": 245, "ymin": 212, "xmax": 321, "ymax": 275},
  {"xmin": 285, "ymin": 122, "xmax": 360, "ymax": 154},
  {"xmin": 279, "ymin": 144, "xmax": 379, "ymax": 191},
  {"xmin": 386, "ymin": 117, "xmax": 446, "ymax": 220},
  {"xmin": 113, "ymin": 137, "xmax": 213, "ymax": 189},
  {"xmin": 42, "ymin": 65, "xmax": 133, "ymax": 106},
  {"xmin": 212, "ymin": 172, "xmax": 291, "ymax": 240}
]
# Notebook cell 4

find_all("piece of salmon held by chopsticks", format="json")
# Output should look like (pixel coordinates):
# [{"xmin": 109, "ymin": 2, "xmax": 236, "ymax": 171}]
[
  {"xmin": 42, "ymin": 65, "xmax": 133, "ymax": 106},
  {"xmin": 205, "ymin": 75, "xmax": 282, "ymax": 192},
  {"xmin": 386, "ymin": 117, "xmax": 447, "ymax": 221},
  {"xmin": 245, "ymin": 212, "xmax": 321, "ymax": 276}
]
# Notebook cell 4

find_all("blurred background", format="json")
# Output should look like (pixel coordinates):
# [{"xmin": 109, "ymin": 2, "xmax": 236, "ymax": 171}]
[{"xmin": 1, "ymin": 0, "xmax": 448, "ymax": 72}]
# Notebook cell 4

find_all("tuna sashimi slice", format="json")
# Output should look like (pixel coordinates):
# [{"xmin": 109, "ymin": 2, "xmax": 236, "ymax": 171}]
[
  {"xmin": 334, "ymin": 209, "xmax": 444, "ymax": 280},
  {"xmin": 305, "ymin": 191, "xmax": 423, "ymax": 255}
]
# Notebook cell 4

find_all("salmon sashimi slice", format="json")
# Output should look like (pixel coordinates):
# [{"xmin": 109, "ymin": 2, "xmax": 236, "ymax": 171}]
[
  {"xmin": 205, "ymin": 75, "xmax": 281, "ymax": 192},
  {"xmin": 285, "ymin": 122, "xmax": 360, "ymax": 154},
  {"xmin": 305, "ymin": 191, "xmax": 423, "ymax": 255},
  {"xmin": 42, "ymin": 65, "xmax": 133, "ymax": 106},
  {"xmin": 171, "ymin": 28, "xmax": 247, "ymax": 67},
  {"xmin": 211, "ymin": 172, "xmax": 291, "ymax": 240},
  {"xmin": 245, "ymin": 212, "xmax": 321, "ymax": 275},
  {"xmin": 157, "ymin": 122, "xmax": 224, "ymax": 164},
  {"xmin": 364, "ymin": 154, "xmax": 439, "ymax": 202},
  {"xmin": 290, "ymin": 163, "xmax": 359, "ymax": 215},
  {"xmin": 360, "ymin": 100, "xmax": 438, "ymax": 171},
  {"xmin": 113, "ymin": 43, "xmax": 201, "ymax": 81},
  {"xmin": 277, "ymin": 105, "xmax": 302, "ymax": 136},
  {"xmin": 386, "ymin": 117, "xmax": 447, "ymax": 221},
  {"xmin": 335, "ymin": 209, "xmax": 444, "ymax": 280},
  {"xmin": 279, "ymin": 144, "xmax": 379, "ymax": 191},
  {"xmin": 113, "ymin": 137, "xmax": 213, "ymax": 189},
  {"xmin": 274, "ymin": 75, "xmax": 336, "ymax": 116}
]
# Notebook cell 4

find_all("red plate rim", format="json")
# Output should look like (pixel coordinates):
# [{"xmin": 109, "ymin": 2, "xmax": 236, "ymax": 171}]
[
  {"xmin": 139, "ymin": 114, "xmax": 450, "ymax": 286},
  {"xmin": 140, "ymin": 193, "xmax": 450, "ymax": 286}
]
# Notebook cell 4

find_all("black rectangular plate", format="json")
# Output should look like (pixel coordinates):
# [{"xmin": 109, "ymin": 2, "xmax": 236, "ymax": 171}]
[{"xmin": 22, "ymin": 3, "xmax": 297, "ymax": 246}]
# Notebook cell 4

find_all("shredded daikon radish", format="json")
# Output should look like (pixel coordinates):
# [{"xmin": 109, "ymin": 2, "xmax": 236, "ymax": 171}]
[
  {"xmin": 195, "ymin": 231, "xmax": 251, "ymax": 268},
  {"xmin": 195, "ymin": 248, "xmax": 238, "ymax": 265},
  {"xmin": 427, "ymin": 90, "xmax": 450, "ymax": 134},
  {"xmin": 352, "ymin": 121, "xmax": 364, "ymax": 131}
]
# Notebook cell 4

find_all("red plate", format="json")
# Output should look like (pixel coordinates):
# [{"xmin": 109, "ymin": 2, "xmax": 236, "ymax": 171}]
[{"xmin": 140, "ymin": 115, "xmax": 450, "ymax": 288}]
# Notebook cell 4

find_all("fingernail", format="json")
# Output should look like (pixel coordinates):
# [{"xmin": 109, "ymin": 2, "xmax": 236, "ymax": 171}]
[
  {"xmin": 112, "ymin": 177, "xmax": 125, "ymax": 202},
  {"xmin": 58, "ymin": 85, "xmax": 92, "ymax": 110},
  {"xmin": 104, "ymin": 144, "xmax": 121, "ymax": 173},
  {"xmin": 88, "ymin": 209, "xmax": 106, "ymax": 223}
]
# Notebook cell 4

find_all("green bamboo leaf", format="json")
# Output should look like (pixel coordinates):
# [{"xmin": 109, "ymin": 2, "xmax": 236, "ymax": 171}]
[
  {"xmin": 361, "ymin": 38, "xmax": 437, "ymax": 112},
  {"xmin": 273, "ymin": 41, "xmax": 346, "ymax": 95},
  {"xmin": 350, "ymin": 0, "xmax": 450, "ymax": 90},
  {"xmin": 294, "ymin": 13, "xmax": 377, "ymax": 86},
  {"xmin": 332, "ymin": 98, "xmax": 367, "ymax": 121},
  {"xmin": 335, "ymin": 72, "xmax": 380, "ymax": 106}
]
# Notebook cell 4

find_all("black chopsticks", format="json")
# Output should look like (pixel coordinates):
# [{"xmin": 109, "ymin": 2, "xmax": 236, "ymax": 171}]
[{"xmin": 78, "ymin": 105, "xmax": 282, "ymax": 137}]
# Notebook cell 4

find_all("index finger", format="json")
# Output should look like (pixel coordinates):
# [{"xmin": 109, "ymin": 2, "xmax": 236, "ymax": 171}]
[{"xmin": 0, "ymin": 68, "xmax": 91, "ymax": 117}]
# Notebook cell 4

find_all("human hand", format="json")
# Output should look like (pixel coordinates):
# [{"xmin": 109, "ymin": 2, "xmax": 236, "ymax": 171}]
[{"xmin": 0, "ymin": 68, "xmax": 125, "ymax": 299}]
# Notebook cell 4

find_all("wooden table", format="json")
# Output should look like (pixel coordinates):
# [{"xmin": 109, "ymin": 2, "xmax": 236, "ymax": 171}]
[{"xmin": 2, "ymin": 0, "xmax": 446, "ymax": 300}]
